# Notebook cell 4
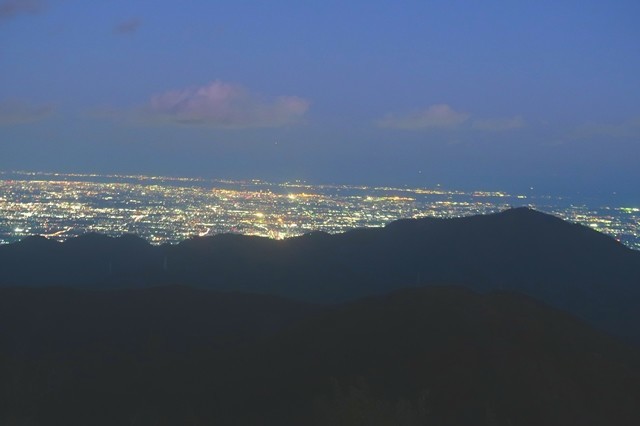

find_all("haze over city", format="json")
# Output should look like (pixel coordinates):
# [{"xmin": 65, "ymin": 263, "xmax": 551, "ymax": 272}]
[{"xmin": 1, "ymin": 0, "xmax": 639, "ymax": 201}]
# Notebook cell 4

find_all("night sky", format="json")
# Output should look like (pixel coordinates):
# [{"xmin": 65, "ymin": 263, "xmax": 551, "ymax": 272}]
[{"xmin": 1, "ymin": 0, "xmax": 639, "ymax": 199}]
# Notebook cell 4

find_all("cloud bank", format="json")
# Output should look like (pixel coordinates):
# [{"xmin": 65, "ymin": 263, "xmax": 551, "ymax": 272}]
[
  {"xmin": 114, "ymin": 18, "xmax": 141, "ymax": 35},
  {"xmin": 145, "ymin": 80, "xmax": 310, "ymax": 128},
  {"xmin": 377, "ymin": 105, "xmax": 528, "ymax": 137},
  {"xmin": 377, "ymin": 104, "xmax": 469, "ymax": 129},
  {"xmin": 0, "ymin": 99, "xmax": 53, "ymax": 125},
  {"xmin": 0, "ymin": 0, "xmax": 45, "ymax": 21},
  {"xmin": 472, "ymin": 115, "xmax": 525, "ymax": 131}
]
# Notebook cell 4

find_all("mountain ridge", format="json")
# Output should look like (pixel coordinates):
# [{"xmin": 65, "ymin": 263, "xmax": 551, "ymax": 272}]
[{"xmin": 1, "ymin": 208, "xmax": 639, "ymax": 342}]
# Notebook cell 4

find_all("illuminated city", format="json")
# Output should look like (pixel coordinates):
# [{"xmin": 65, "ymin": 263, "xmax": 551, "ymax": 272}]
[{"xmin": 0, "ymin": 171, "xmax": 638, "ymax": 250}]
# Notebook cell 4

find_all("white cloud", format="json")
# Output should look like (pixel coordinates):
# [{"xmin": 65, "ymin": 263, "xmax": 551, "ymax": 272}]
[
  {"xmin": 377, "ymin": 104, "xmax": 469, "ymax": 130},
  {"xmin": 0, "ymin": 99, "xmax": 53, "ymax": 125},
  {"xmin": 143, "ymin": 80, "xmax": 310, "ymax": 128},
  {"xmin": 472, "ymin": 115, "xmax": 525, "ymax": 131}
]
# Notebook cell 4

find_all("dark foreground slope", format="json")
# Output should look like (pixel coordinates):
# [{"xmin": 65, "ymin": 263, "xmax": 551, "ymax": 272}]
[
  {"xmin": 0, "ymin": 285, "xmax": 318, "ymax": 357},
  {"xmin": 0, "ymin": 286, "xmax": 321, "ymax": 425},
  {"xmin": 1, "ymin": 286, "xmax": 639, "ymax": 425},
  {"xmin": 1, "ymin": 208, "xmax": 639, "ymax": 341}
]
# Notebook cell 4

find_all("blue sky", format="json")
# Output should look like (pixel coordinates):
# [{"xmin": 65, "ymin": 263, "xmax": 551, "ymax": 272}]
[{"xmin": 1, "ymin": 0, "xmax": 639, "ymax": 198}]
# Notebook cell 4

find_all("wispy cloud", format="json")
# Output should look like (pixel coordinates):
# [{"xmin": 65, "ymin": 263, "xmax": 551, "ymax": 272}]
[
  {"xmin": 377, "ymin": 104, "xmax": 469, "ymax": 130},
  {"xmin": 0, "ymin": 0, "xmax": 46, "ymax": 21},
  {"xmin": 114, "ymin": 18, "xmax": 141, "ymax": 35},
  {"xmin": 472, "ymin": 115, "xmax": 525, "ymax": 131},
  {"xmin": 0, "ymin": 99, "xmax": 54, "ymax": 125},
  {"xmin": 570, "ymin": 117, "xmax": 640, "ymax": 140},
  {"xmin": 142, "ymin": 80, "xmax": 310, "ymax": 128}
]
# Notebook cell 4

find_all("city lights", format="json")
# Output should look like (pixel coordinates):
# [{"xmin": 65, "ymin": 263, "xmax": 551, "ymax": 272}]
[{"xmin": 0, "ymin": 171, "xmax": 638, "ymax": 250}]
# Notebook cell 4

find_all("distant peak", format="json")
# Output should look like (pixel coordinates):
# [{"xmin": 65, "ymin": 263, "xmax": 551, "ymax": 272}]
[
  {"xmin": 502, "ymin": 206, "xmax": 536, "ymax": 214},
  {"xmin": 498, "ymin": 207, "xmax": 552, "ymax": 219}
]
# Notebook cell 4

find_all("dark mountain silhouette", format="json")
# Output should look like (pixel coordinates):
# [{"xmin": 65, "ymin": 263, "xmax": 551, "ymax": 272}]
[
  {"xmin": 0, "ymin": 286, "xmax": 321, "ymax": 425},
  {"xmin": 0, "ymin": 285, "xmax": 318, "ymax": 358},
  {"xmin": 1, "ymin": 286, "xmax": 639, "ymax": 425},
  {"xmin": 1, "ymin": 208, "xmax": 639, "ymax": 341},
  {"xmin": 251, "ymin": 286, "xmax": 640, "ymax": 425}
]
